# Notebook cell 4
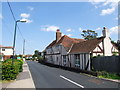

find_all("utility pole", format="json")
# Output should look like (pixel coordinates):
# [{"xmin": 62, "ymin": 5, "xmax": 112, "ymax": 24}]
[{"xmin": 23, "ymin": 39, "xmax": 25, "ymax": 55}]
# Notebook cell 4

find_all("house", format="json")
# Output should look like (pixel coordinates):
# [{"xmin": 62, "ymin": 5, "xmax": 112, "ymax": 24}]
[
  {"xmin": 44, "ymin": 27, "xmax": 119, "ymax": 71},
  {"xmin": 25, "ymin": 54, "xmax": 33, "ymax": 60},
  {"xmin": 0, "ymin": 45, "xmax": 13, "ymax": 61}
]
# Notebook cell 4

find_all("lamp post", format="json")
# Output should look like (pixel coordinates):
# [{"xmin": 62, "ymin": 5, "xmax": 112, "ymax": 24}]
[{"xmin": 12, "ymin": 19, "xmax": 26, "ymax": 65}]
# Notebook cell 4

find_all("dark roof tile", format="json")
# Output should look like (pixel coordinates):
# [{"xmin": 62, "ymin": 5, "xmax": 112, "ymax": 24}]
[{"xmin": 69, "ymin": 37, "xmax": 105, "ymax": 54}]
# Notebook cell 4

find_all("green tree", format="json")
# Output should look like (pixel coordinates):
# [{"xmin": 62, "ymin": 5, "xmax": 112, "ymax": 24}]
[
  {"xmin": 32, "ymin": 50, "xmax": 40, "ymax": 60},
  {"xmin": 81, "ymin": 30, "xmax": 98, "ymax": 40},
  {"xmin": 35, "ymin": 50, "xmax": 40, "ymax": 57}
]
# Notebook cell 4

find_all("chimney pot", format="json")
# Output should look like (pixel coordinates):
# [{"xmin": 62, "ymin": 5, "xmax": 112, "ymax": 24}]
[
  {"xmin": 103, "ymin": 27, "xmax": 106, "ymax": 30},
  {"xmin": 57, "ymin": 29, "xmax": 60, "ymax": 32}
]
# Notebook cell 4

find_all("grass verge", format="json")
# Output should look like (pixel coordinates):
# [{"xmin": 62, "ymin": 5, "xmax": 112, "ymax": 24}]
[{"xmin": 97, "ymin": 71, "xmax": 120, "ymax": 80}]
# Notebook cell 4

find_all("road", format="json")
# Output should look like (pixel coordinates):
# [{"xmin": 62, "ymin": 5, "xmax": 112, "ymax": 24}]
[{"xmin": 27, "ymin": 61, "xmax": 119, "ymax": 88}]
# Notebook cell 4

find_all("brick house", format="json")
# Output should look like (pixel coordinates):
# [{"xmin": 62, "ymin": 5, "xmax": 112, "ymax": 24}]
[{"xmin": 44, "ymin": 27, "xmax": 119, "ymax": 71}]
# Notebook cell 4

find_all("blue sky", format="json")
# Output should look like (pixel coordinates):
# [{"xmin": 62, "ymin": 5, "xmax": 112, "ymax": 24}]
[{"xmin": 1, "ymin": 1, "xmax": 118, "ymax": 55}]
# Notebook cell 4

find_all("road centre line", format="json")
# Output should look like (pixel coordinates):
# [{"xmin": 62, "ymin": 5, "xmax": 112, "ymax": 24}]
[{"xmin": 60, "ymin": 75, "xmax": 84, "ymax": 88}]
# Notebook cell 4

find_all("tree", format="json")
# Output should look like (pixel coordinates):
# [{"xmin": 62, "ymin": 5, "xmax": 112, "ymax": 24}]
[
  {"xmin": 81, "ymin": 30, "xmax": 98, "ymax": 40},
  {"xmin": 35, "ymin": 50, "xmax": 39, "ymax": 56},
  {"xmin": 32, "ymin": 50, "xmax": 40, "ymax": 60}
]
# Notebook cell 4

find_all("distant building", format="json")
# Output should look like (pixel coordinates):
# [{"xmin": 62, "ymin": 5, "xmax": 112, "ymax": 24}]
[
  {"xmin": 0, "ymin": 45, "xmax": 13, "ymax": 61},
  {"xmin": 25, "ymin": 54, "xmax": 33, "ymax": 60},
  {"xmin": 44, "ymin": 27, "xmax": 119, "ymax": 71}
]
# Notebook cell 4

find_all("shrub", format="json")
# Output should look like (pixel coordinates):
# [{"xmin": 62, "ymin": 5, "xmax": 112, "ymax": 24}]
[
  {"xmin": 2, "ymin": 59, "xmax": 23, "ymax": 80},
  {"xmin": 38, "ymin": 56, "xmax": 46, "ymax": 63},
  {"xmin": 97, "ymin": 71, "xmax": 120, "ymax": 80}
]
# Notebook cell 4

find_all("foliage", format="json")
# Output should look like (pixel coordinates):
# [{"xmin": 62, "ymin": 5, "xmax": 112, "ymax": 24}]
[
  {"xmin": 97, "ymin": 71, "xmax": 120, "ymax": 80},
  {"xmin": 32, "ymin": 50, "xmax": 42, "ymax": 61},
  {"xmin": 81, "ymin": 30, "xmax": 98, "ymax": 40},
  {"xmin": 1, "ymin": 59, "xmax": 23, "ymax": 80},
  {"xmin": 34, "ymin": 50, "xmax": 40, "ymax": 56},
  {"xmin": 0, "ymin": 55, "xmax": 3, "ymax": 61},
  {"xmin": 112, "ymin": 52, "xmax": 118, "ymax": 56},
  {"xmin": 111, "ymin": 40, "xmax": 117, "ymax": 44}
]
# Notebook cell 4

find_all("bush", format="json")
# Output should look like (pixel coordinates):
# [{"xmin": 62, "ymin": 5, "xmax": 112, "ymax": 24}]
[
  {"xmin": 38, "ymin": 56, "xmax": 46, "ymax": 63},
  {"xmin": 2, "ymin": 59, "xmax": 23, "ymax": 80},
  {"xmin": 97, "ymin": 71, "xmax": 120, "ymax": 80}
]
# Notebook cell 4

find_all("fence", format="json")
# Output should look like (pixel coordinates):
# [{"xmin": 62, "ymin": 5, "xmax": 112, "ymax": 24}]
[{"xmin": 91, "ymin": 56, "xmax": 120, "ymax": 73}]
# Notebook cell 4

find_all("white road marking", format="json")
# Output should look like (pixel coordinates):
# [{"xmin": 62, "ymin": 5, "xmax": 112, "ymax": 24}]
[{"xmin": 60, "ymin": 75, "xmax": 84, "ymax": 88}]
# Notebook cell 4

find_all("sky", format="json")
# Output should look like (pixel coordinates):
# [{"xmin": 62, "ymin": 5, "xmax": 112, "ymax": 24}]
[{"xmin": 1, "ymin": 0, "xmax": 119, "ymax": 55}]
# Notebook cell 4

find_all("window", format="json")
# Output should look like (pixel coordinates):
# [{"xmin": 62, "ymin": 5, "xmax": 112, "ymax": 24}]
[
  {"xmin": 75, "ymin": 54, "xmax": 80, "ymax": 67},
  {"xmin": 63, "ymin": 55, "xmax": 67, "ymax": 65},
  {"xmin": 2, "ymin": 49, "xmax": 5, "ymax": 51}
]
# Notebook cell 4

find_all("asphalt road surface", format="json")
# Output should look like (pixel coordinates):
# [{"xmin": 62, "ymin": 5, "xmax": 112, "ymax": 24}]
[{"xmin": 27, "ymin": 61, "xmax": 119, "ymax": 88}]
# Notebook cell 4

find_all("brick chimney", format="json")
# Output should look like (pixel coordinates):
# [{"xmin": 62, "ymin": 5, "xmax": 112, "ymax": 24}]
[{"xmin": 56, "ymin": 29, "xmax": 62, "ymax": 41}]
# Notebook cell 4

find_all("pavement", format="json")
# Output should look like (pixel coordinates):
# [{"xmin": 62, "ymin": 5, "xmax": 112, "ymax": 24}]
[
  {"xmin": 27, "ymin": 61, "xmax": 120, "ymax": 88},
  {"xmin": 2, "ymin": 60, "xmax": 35, "ymax": 89}
]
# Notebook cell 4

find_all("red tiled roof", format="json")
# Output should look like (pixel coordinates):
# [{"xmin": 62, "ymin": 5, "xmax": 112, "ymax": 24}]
[
  {"xmin": 46, "ymin": 35, "xmax": 85, "ymax": 52},
  {"xmin": 72, "ymin": 38, "xmax": 86, "ymax": 42},
  {"xmin": 0, "ymin": 45, "xmax": 13, "ymax": 48},
  {"xmin": 46, "ymin": 40, "xmax": 57, "ymax": 49},
  {"xmin": 69, "ymin": 37, "xmax": 105, "ymax": 54}
]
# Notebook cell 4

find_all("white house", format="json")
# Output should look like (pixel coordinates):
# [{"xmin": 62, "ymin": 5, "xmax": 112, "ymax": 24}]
[
  {"xmin": 0, "ymin": 45, "xmax": 13, "ymax": 61},
  {"xmin": 44, "ymin": 27, "xmax": 119, "ymax": 71}
]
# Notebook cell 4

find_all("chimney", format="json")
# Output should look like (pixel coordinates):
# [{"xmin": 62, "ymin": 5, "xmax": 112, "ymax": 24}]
[
  {"xmin": 56, "ymin": 29, "xmax": 62, "ymax": 41},
  {"xmin": 102, "ymin": 27, "xmax": 109, "ymax": 37}
]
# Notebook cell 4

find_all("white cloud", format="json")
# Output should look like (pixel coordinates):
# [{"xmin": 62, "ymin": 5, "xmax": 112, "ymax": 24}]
[
  {"xmin": 20, "ymin": 13, "xmax": 32, "ymax": 23},
  {"xmin": 96, "ymin": 27, "xmax": 101, "ymax": 30},
  {"xmin": 41, "ymin": 25, "xmax": 59, "ymax": 32},
  {"xmin": 100, "ymin": 7, "xmax": 115, "ymax": 16},
  {"xmin": 62, "ymin": 33, "xmax": 65, "ymax": 36},
  {"xmin": 109, "ymin": 26, "xmax": 118, "ymax": 34},
  {"xmin": 89, "ymin": 0, "xmax": 118, "ymax": 16},
  {"xmin": 89, "ymin": 0, "xmax": 105, "ymax": 4},
  {"xmin": 67, "ymin": 34, "xmax": 72, "ymax": 37},
  {"xmin": 20, "ymin": 13, "xmax": 30, "ymax": 18},
  {"xmin": 66, "ymin": 29, "xmax": 72, "ymax": 32},
  {"xmin": 79, "ymin": 28, "xmax": 83, "ymax": 32},
  {"xmin": 27, "ymin": 6, "xmax": 34, "ymax": 11}
]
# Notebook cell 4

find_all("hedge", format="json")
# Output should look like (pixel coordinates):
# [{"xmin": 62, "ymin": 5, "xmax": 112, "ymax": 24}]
[{"xmin": 1, "ymin": 59, "xmax": 24, "ymax": 80}]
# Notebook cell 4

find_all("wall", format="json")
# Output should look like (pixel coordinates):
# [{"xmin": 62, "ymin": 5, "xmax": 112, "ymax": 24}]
[
  {"xmin": 92, "ymin": 42, "xmax": 104, "ymax": 56},
  {"xmin": 45, "ymin": 45, "xmax": 68, "ymax": 66},
  {"xmin": 1, "ymin": 48, "xmax": 13, "ymax": 55},
  {"xmin": 69, "ymin": 53, "xmax": 91, "ymax": 71},
  {"xmin": 103, "ymin": 37, "xmax": 113, "ymax": 56},
  {"xmin": 91, "ymin": 56, "xmax": 120, "ymax": 73}
]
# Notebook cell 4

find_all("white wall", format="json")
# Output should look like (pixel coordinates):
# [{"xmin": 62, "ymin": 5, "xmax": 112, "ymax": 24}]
[
  {"xmin": 0, "ymin": 48, "xmax": 13, "ymax": 55},
  {"xmin": 103, "ymin": 37, "xmax": 113, "ymax": 56}
]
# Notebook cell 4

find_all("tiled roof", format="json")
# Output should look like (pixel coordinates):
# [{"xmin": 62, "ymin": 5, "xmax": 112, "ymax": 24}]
[
  {"xmin": 46, "ymin": 35, "xmax": 85, "ymax": 52},
  {"xmin": 55, "ymin": 35, "xmax": 85, "ymax": 51},
  {"xmin": 111, "ymin": 42, "xmax": 119, "ymax": 51},
  {"xmin": 0, "ymin": 45, "xmax": 13, "ymax": 48},
  {"xmin": 69, "ymin": 37, "xmax": 105, "ymax": 54},
  {"xmin": 46, "ymin": 40, "xmax": 57, "ymax": 49}
]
